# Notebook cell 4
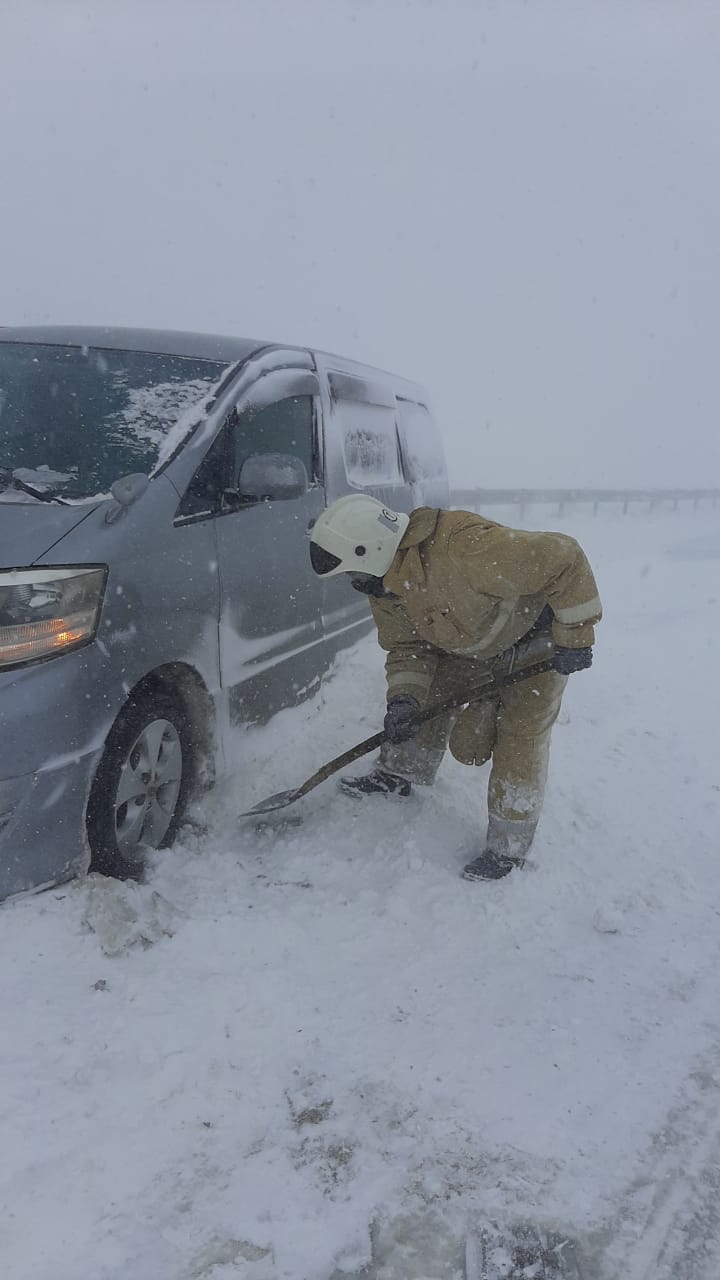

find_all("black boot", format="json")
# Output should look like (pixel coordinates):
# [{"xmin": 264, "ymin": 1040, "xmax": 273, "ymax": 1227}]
[
  {"xmin": 339, "ymin": 768, "xmax": 412, "ymax": 798},
  {"xmin": 462, "ymin": 849, "xmax": 524, "ymax": 881}
]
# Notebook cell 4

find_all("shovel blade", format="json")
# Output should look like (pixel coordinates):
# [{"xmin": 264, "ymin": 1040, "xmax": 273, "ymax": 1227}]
[{"xmin": 241, "ymin": 787, "xmax": 303, "ymax": 817}]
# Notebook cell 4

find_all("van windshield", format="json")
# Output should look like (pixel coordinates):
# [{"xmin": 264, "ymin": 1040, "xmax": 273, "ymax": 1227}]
[{"xmin": 0, "ymin": 343, "xmax": 229, "ymax": 499}]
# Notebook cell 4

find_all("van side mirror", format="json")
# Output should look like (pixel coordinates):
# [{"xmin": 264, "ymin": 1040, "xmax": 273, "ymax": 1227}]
[{"xmin": 236, "ymin": 453, "xmax": 309, "ymax": 503}]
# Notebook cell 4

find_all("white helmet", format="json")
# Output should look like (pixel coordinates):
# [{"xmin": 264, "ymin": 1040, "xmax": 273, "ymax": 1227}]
[{"xmin": 309, "ymin": 494, "xmax": 410, "ymax": 578}]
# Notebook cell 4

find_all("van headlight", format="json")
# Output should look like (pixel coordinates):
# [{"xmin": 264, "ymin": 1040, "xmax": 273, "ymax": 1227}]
[{"xmin": 0, "ymin": 566, "xmax": 107, "ymax": 669}]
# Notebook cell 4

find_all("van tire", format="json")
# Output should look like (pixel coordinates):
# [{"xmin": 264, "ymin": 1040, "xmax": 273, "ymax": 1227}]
[{"xmin": 87, "ymin": 689, "xmax": 195, "ymax": 880}]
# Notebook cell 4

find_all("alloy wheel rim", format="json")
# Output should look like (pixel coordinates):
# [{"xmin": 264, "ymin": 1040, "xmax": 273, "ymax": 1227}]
[{"xmin": 114, "ymin": 718, "xmax": 183, "ymax": 858}]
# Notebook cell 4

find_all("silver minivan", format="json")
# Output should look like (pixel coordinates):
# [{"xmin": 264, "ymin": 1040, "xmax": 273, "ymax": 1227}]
[{"xmin": 0, "ymin": 326, "xmax": 448, "ymax": 900}]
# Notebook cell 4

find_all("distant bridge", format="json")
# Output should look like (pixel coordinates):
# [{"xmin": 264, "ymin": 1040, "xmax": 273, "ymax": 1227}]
[{"xmin": 451, "ymin": 488, "xmax": 720, "ymax": 515}]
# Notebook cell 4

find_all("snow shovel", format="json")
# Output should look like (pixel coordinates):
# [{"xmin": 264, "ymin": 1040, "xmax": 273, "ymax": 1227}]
[{"xmin": 241, "ymin": 656, "xmax": 556, "ymax": 817}]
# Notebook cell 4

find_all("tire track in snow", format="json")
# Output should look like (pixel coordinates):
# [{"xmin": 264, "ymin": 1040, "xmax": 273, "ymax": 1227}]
[{"xmin": 602, "ymin": 1041, "xmax": 720, "ymax": 1280}]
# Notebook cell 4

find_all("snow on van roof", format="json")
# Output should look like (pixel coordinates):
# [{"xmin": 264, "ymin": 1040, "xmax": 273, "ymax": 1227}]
[{"xmin": 0, "ymin": 325, "xmax": 267, "ymax": 365}]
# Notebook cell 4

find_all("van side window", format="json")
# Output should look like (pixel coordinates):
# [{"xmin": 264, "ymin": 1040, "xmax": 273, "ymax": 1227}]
[
  {"xmin": 396, "ymin": 400, "xmax": 445, "ymax": 485},
  {"xmin": 337, "ymin": 401, "xmax": 402, "ymax": 487},
  {"xmin": 233, "ymin": 395, "xmax": 316, "ymax": 484}
]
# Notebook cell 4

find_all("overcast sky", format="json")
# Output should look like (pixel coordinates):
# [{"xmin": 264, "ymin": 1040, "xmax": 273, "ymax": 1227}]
[{"xmin": 1, "ymin": 0, "xmax": 719, "ymax": 488}]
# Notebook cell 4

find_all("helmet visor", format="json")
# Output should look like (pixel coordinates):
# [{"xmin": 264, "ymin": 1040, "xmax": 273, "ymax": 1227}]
[{"xmin": 309, "ymin": 541, "xmax": 343, "ymax": 576}]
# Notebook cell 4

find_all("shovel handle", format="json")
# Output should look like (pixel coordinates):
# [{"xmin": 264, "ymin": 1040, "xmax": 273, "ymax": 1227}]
[{"xmin": 291, "ymin": 658, "xmax": 556, "ymax": 802}]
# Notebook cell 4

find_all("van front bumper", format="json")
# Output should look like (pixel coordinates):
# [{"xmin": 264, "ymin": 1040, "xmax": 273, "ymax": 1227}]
[
  {"xmin": 0, "ymin": 645, "xmax": 116, "ymax": 901},
  {"xmin": 0, "ymin": 749, "xmax": 99, "ymax": 900}
]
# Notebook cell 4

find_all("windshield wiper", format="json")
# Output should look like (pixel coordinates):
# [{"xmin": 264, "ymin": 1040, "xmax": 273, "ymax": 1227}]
[{"xmin": 0, "ymin": 467, "xmax": 69, "ymax": 505}]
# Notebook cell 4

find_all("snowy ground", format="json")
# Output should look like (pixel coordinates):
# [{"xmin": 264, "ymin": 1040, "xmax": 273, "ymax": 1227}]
[{"xmin": 2, "ymin": 506, "xmax": 720, "ymax": 1280}]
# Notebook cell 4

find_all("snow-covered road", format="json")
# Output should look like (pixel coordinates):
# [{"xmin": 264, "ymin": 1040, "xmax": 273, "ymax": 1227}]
[{"xmin": 2, "ymin": 508, "xmax": 719, "ymax": 1280}]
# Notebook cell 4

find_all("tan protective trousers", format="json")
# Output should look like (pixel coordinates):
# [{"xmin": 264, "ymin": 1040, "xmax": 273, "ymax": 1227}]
[{"xmin": 380, "ymin": 654, "xmax": 567, "ymax": 859}]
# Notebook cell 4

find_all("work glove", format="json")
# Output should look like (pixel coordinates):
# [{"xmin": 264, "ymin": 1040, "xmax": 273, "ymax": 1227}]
[
  {"xmin": 553, "ymin": 645, "xmax": 593, "ymax": 674},
  {"xmin": 383, "ymin": 694, "xmax": 421, "ymax": 743}
]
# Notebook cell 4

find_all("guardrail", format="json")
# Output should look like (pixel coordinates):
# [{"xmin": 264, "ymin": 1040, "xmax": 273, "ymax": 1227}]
[{"xmin": 451, "ymin": 489, "xmax": 720, "ymax": 515}]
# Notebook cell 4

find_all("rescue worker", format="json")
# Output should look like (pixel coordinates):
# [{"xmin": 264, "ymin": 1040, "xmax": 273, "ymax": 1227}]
[{"xmin": 309, "ymin": 495, "xmax": 601, "ymax": 881}]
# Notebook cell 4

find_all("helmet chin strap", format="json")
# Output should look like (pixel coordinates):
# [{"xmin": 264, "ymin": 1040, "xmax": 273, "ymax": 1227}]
[{"xmin": 349, "ymin": 573, "xmax": 391, "ymax": 599}]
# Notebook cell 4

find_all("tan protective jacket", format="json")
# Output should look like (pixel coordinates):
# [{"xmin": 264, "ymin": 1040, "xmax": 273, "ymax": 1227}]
[{"xmin": 369, "ymin": 508, "xmax": 602, "ymax": 701}]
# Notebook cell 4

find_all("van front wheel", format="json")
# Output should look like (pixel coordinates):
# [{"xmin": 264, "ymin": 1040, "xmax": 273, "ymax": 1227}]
[{"xmin": 87, "ymin": 690, "xmax": 194, "ymax": 878}]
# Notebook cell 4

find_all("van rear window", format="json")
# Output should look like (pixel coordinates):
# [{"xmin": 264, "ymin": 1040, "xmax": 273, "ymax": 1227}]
[{"xmin": 0, "ymin": 342, "xmax": 228, "ymax": 499}]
